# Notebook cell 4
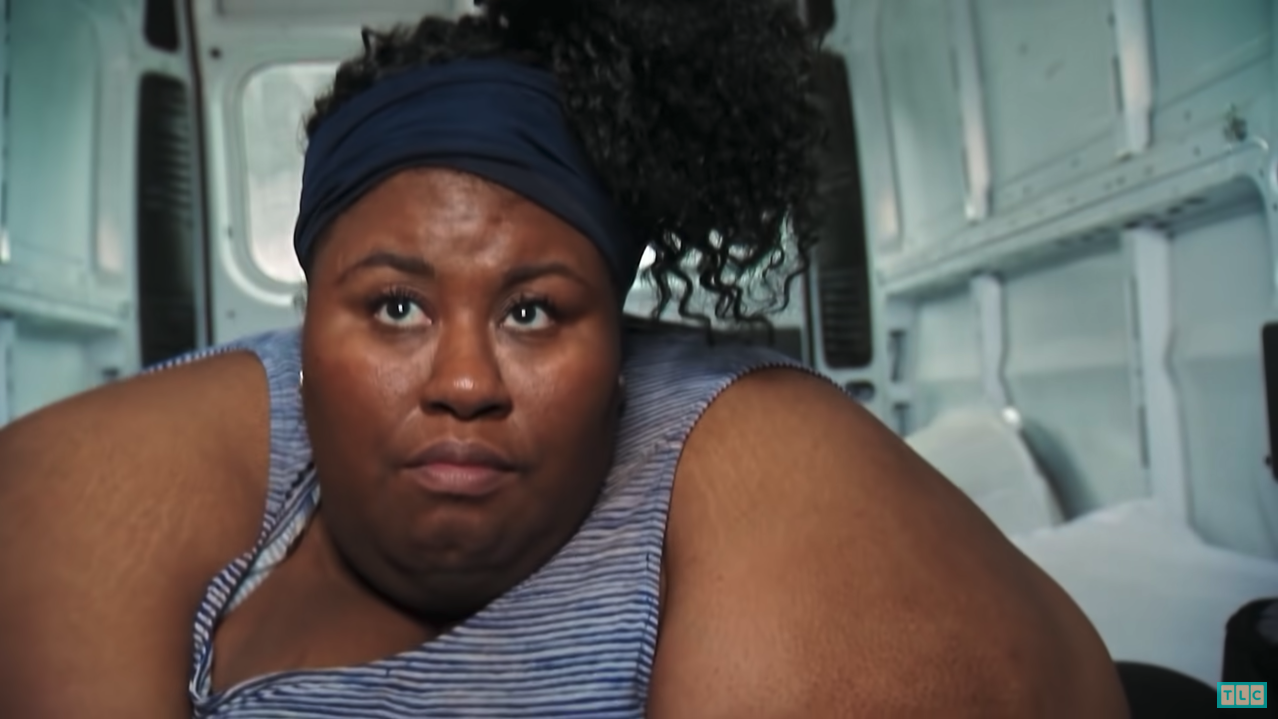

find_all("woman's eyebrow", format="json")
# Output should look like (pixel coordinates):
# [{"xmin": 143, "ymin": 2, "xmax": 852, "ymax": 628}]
[
  {"xmin": 337, "ymin": 253, "xmax": 590, "ymax": 291},
  {"xmin": 501, "ymin": 261, "xmax": 591, "ymax": 290},
  {"xmin": 338, "ymin": 251, "xmax": 435, "ymax": 283}
]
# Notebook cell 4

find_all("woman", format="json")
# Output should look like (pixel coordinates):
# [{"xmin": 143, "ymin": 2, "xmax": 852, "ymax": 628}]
[{"xmin": 0, "ymin": 0, "xmax": 1128, "ymax": 716}]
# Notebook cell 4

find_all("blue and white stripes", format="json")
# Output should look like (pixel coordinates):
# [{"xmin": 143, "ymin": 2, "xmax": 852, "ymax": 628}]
[{"xmin": 162, "ymin": 326, "xmax": 803, "ymax": 718}]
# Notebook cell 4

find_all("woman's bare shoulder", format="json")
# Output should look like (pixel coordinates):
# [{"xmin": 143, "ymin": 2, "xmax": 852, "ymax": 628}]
[
  {"xmin": 0, "ymin": 346, "xmax": 271, "ymax": 574},
  {"xmin": 1, "ymin": 349, "xmax": 267, "ymax": 472},
  {"xmin": 0, "ymin": 350, "xmax": 271, "ymax": 718},
  {"xmin": 650, "ymin": 368, "xmax": 1127, "ymax": 718}
]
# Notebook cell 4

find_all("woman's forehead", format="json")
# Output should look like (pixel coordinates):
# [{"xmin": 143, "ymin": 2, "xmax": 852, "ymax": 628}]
[{"xmin": 317, "ymin": 168, "xmax": 611, "ymax": 283}]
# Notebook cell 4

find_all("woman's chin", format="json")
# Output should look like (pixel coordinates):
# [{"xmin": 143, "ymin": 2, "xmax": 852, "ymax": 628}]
[
  {"xmin": 378, "ymin": 515, "xmax": 531, "ymax": 591},
  {"xmin": 369, "ymin": 545, "xmax": 526, "ymax": 622}
]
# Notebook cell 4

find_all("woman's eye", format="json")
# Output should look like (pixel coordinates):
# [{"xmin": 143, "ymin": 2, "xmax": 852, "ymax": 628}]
[
  {"xmin": 503, "ymin": 301, "xmax": 554, "ymax": 331},
  {"xmin": 374, "ymin": 297, "xmax": 428, "ymax": 327}
]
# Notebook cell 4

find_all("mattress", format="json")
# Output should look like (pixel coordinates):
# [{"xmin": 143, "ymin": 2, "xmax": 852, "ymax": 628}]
[{"xmin": 1011, "ymin": 498, "xmax": 1278, "ymax": 685}]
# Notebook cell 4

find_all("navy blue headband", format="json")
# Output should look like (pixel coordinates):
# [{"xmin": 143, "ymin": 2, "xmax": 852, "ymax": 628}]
[{"xmin": 294, "ymin": 59, "xmax": 642, "ymax": 293}]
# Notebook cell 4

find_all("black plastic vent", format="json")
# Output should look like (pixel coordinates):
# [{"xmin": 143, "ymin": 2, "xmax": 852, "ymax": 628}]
[
  {"xmin": 713, "ymin": 326, "xmax": 806, "ymax": 364},
  {"xmin": 1264, "ymin": 323, "xmax": 1278, "ymax": 482},
  {"xmin": 811, "ymin": 51, "xmax": 873, "ymax": 369},
  {"xmin": 137, "ymin": 73, "xmax": 199, "ymax": 366},
  {"xmin": 621, "ymin": 317, "xmax": 807, "ymax": 365},
  {"xmin": 144, "ymin": 0, "xmax": 180, "ymax": 52}
]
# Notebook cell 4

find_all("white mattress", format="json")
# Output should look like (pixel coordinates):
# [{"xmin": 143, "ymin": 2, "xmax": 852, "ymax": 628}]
[{"xmin": 1011, "ymin": 499, "xmax": 1278, "ymax": 685}]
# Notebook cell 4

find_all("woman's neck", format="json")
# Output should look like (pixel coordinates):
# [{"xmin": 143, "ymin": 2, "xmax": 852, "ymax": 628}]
[{"xmin": 209, "ymin": 512, "xmax": 444, "ymax": 693}]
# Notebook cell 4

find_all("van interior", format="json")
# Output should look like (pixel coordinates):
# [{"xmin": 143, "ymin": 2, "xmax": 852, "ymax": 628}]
[{"xmin": 0, "ymin": 0, "xmax": 1276, "ymax": 703}]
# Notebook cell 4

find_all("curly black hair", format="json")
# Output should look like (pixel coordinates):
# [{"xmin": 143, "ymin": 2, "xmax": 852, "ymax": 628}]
[{"xmin": 304, "ymin": 0, "xmax": 824, "ymax": 328}]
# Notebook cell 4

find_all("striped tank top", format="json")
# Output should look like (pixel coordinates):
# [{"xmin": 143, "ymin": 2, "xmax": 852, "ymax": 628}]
[{"xmin": 161, "ymin": 323, "xmax": 804, "ymax": 718}]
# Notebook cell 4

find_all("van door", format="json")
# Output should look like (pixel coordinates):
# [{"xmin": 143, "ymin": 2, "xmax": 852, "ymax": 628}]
[
  {"xmin": 0, "ymin": 0, "xmax": 207, "ymax": 422},
  {"xmin": 193, "ymin": 0, "xmax": 466, "ymax": 345}
]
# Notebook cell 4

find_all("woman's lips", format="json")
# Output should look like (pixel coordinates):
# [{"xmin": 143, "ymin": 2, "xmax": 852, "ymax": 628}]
[
  {"xmin": 405, "ymin": 462, "xmax": 513, "ymax": 498},
  {"xmin": 403, "ymin": 439, "xmax": 519, "ymax": 498}
]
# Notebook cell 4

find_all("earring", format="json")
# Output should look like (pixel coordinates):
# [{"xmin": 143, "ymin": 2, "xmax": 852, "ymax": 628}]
[{"xmin": 298, "ymin": 370, "xmax": 305, "ymax": 390}]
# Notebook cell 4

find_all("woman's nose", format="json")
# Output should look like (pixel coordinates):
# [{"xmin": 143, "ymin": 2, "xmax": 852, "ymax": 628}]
[{"xmin": 419, "ymin": 320, "xmax": 512, "ymax": 421}]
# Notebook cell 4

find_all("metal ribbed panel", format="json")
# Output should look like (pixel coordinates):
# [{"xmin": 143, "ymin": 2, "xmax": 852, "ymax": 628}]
[
  {"xmin": 137, "ymin": 72, "xmax": 198, "ymax": 365},
  {"xmin": 811, "ymin": 51, "xmax": 873, "ymax": 369}
]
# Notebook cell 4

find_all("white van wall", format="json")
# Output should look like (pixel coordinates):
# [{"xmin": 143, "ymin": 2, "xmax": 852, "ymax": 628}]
[
  {"xmin": 1172, "ymin": 193, "xmax": 1278, "ymax": 557},
  {"xmin": 1001, "ymin": 244, "xmax": 1145, "ymax": 516},
  {"xmin": 830, "ymin": 0, "xmax": 1278, "ymax": 557},
  {"xmin": 1, "ymin": 0, "xmax": 135, "ymax": 422},
  {"xmin": 0, "ymin": 0, "xmax": 211, "ymax": 424},
  {"xmin": 910, "ymin": 286, "xmax": 981, "ymax": 431}
]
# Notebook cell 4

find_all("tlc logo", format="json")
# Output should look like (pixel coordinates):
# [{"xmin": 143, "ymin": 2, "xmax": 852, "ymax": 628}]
[{"xmin": 1218, "ymin": 682, "xmax": 1268, "ymax": 708}]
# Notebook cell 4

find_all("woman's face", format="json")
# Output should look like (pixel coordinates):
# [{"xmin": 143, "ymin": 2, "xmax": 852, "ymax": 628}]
[{"xmin": 301, "ymin": 168, "xmax": 624, "ymax": 621}]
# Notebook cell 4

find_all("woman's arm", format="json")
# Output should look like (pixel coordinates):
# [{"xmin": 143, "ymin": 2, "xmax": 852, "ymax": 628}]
[
  {"xmin": 648, "ymin": 369, "xmax": 1128, "ymax": 718},
  {"xmin": 0, "ymin": 353, "xmax": 269, "ymax": 718}
]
